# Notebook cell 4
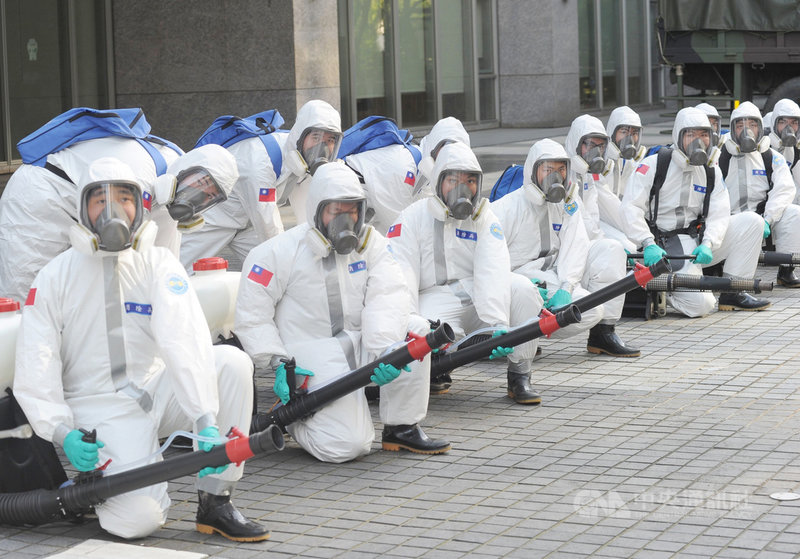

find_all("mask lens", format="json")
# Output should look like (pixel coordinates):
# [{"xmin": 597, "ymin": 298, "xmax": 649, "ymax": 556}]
[
  {"xmin": 169, "ymin": 167, "xmax": 224, "ymax": 222},
  {"xmin": 299, "ymin": 128, "xmax": 342, "ymax": 175},
  {"xmin": 437, "ymin": 170, "xmax": 481, "ymax": 219},
  {"xmin": 83, "ymin": 182, "xmax": 142, "ymax": 251}
]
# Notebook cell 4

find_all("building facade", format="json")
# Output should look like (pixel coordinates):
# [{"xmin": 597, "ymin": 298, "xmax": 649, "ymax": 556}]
[{"xmin": 0, "ymin": 0, "xmax": 660, "ymax": 173}]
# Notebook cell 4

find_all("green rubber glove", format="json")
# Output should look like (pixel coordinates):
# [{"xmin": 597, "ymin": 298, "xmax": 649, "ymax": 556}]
[
  {"xmin": 370, "ymin": 362, "xmax": 410, "ymax": 385},
  {"xmin": 544, "ymin": 289, "xmax": 572, "ymax": 310},
  {"xmin": 274, "ymin": 362, "xmax": 315, "ymax": 404},
  {"xmin": 763, "ymin": 220, "xmax": 771, "ymax": 239},
  {"xmin": 63, "ymin": 429, "xmax": 105, "ymax": 472},
  {"xmin": 531, "ymin": 279, "xmax": 549, "ymax": 303},
  {"xmin": 624, "ymin": 248, "xmax": 634, "ymax": 267},
  {"xmin": 691, "ymin": 244, "xmax": 713, "ymax": 265},
  {"xmin": 197, "ymin": 426, "xmax": 228, "ymax": 478},
  {"xmin": 643, "ymin": 243, "xmax": 667, "ymax": 266},
  {"xmin": 490, "ymin": 329, "xmax": 514, "ymax": 359}
]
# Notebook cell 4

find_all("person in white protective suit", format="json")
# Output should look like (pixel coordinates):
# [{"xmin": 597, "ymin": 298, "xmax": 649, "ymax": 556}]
[
  {"xmin": 414, "ymin": 116, "xmax": 472, "ymax": 195},
  {"xmin": 234, "ymin": 162, "xmax": 450, "ymax": 462},
  {"xmin": 387, "ymin": 142, "xmax": 543, "ymax": 404},
  {"xmin": 180, "ymin": 100, "xmax": 342, "ymax": 270},
  {"xmin": 695, "ymin": 102, "xmax": 726, "ymax": 149},
  {"xmin": 149, "ymin": 144, "xmax": 239, "ymax": 255},
  {"xmin": 765, "ymin": 98, "xmax": 800, "ymax": 202},
  {"xmin": 492, "ymin": 138, "xmax": 641, "ymax": 358},
  {"xmin": 342, "ymin": 141, "xmax": 422, "ymax": 236},
  {"xmin": 718, "ymin": 101, "xmax": 800, "ymax": 287},
  {"xmin": 12, "ymin": 158, "xmax": 268, "ymax": 542},
  {"xmin": 604, "ymin": 106, "xmax": 647, "ymax": 198},
  {"xmin": 564, "ymin": 114, "xmax": 636, "ymax": 253},
  {"xmin": 0, "ymin": 133, "xmax": 181, "ymax": 304},
  {"xmin": 622, "ymin": 107, "xmax": 770, "ymax": 316}
]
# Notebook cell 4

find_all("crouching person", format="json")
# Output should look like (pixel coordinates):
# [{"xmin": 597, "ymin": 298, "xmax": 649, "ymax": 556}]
[
  {"xmin": 13, "ymin": 158, "xmax": 267, "ymax": 541},
  {"xmin": 235, "ymin": 162, "xmax": 449, "ymax": 463}
]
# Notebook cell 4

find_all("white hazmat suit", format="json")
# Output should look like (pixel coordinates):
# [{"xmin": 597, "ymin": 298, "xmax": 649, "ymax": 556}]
[
  {"xmin": 722, "ymin": 102, "xmax": 800, "ymax": 255},
  {"xmin": 491, "ymin": 139, "xmax": 605, "ymax": 338},
  {"xmin": 234, "ymin": 162, "xmax": 433, "ymax": 463},
  {"xmin": 623, "ymin": 107, "xmax": 763, "ymax": 317},
  {"xmin": 388, "ymin": 142, "xmax": 540, "ymax": 376},
  {"xmin": 13, "ymin": 158, "xmax": 254, "ymax": 540}
]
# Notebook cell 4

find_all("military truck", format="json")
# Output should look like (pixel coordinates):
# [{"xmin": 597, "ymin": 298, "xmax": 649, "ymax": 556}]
[{"xmin": 657, "ymin": 0, "xmax": 800, "ymax": 112}]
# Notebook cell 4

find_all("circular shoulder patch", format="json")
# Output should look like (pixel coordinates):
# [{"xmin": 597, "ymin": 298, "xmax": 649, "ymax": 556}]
[
  {"xmin": 166, "ymin": 274, "xmax": 189, "ymax": 295},
  {"xmin": 490, "ymin": 222, "xmax": 504, "ymax": 240}
]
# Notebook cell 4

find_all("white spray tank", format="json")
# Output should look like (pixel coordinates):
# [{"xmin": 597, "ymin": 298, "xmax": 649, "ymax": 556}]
[
  {"xmin": 189, "ymin": 257, "xmax": 241, "ymax": 343},
  {"xmin": 0, "ymin": 298, "xmax": 22, "ymax": 395}
]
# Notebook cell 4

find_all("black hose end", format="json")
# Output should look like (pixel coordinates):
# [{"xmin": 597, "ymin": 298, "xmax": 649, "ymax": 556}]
[
  {"xmin": 652, "ymin": 257, "xmax": 673, "ymax": 276},
  {"xmin": 426, "ymin": 322, "xmax": 455, "ymax": 349},
  {"xmin": 556, "ymin": 304, "xmax": 581, "ymax": 327},
  {"xmin": 251, "ymin": 424, "xmax": 285, "ymax": 454}
]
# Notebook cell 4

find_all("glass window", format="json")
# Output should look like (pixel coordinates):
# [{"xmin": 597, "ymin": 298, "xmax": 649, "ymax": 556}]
[
  {"xmin": 476, "ymin": 0, "xmax": 496, "ymax": 121},
  {"xmin": 5, "ymin": 0, "xmax": 70, "ymax": 161},
  {"xmin": 349, "ymin": 0, "xmax": 396, "ymax": 122},
  {"xmin": 625, "ymin": 0, "xmax": 648, "ymax": 104},
  {"xmin": 578, "ymin": 0, "xmax": 598, "ymax": 109},
  {"xmin": 600, "ymin": 0, "xmax": 622, "ymax": 107},
  {"xmin": 436, "ymin": 0, "xmax": 475, "ymax": 121},
  {"xmin": 1, "ymin": 0, "xmax": 108, "ymax": 163},
  {"xmin": 397, "ymin": 0, "xmax": 435, "ymax": 126}
]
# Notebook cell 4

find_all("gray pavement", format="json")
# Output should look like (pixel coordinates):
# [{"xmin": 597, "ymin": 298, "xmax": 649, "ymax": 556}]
[{"xmin": 5, "ymin": 111, "xmax": 800, "ymax": 558}]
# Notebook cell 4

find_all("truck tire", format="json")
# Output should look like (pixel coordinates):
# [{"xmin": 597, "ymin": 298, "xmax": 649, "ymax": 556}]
[{"xmin": 764, "ymin": 77, "xmax": 800, "ymax": 113}]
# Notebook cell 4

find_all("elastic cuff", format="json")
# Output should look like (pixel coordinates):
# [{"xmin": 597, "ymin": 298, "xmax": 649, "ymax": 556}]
[
  {"xmin": 641, "ymin": 238, "xmax": 655, "ymax": 248},
  {"xmin": 269, "ymin": 354, "xmax": 288, "ymax": 371},
  {"xmin": 196, "ymin": 477, "xmax": 235, "ymax": 496},
  {"xmin": 559, "ymin": 282, "xmax": 575, "ymax": 295},
  {"xmin": 195, "ymin": 413, "xmax": 218, "ymax": 433},
  {"xmin": 53, "ymin": 423, "xmax": 72, "ymax": 446}
]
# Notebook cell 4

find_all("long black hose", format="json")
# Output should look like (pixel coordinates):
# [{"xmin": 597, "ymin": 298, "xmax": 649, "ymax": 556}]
[
  {"xmin": 0, "ymin": 425, "xmax": 285, "ymax": 526},
  {"xmin": 251, "ymin": 322, "xmax": 455, "ymax": 433},
  {"xmin": 430, "ymin": 257, "xmax": 672, "ymax": 376},
  {"xmin": 645, "ymin": 274, "xmax": 773, "ymax": 293}
]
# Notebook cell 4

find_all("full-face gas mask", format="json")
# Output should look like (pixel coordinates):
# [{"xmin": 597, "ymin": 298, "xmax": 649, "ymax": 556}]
[
  {"xmin": 612, "ymin": 125, "xmax": 641, "ymax": 160},
  {"xmin": 297, "ymin": 127, "xmax": 343, "ymax": 176},
  {"xmin": 731, "ymin": 117, "xmax": 763, "ymax": 153},
  {"xmin": 79, "ymin": 181, "xmax": 144, "ymax": 252},
  {"xmin": 532, "ymin": 158, "xmax": 570, "ymax": 203},
  {"xmin": 436, "ymin": 169, "xmax": 482, "ymax": 220},
  {"xmin": 578, "ymin": 135, "xmax": 608, "ymax": 173},
  {"xmin": 165, "ymin": 166, "xmax": 226, "ymax": 224},
  {"xmin": 774, "ymin": 116, "xmax": 800, "ymax": 149},
  {"xmin": 314, "ymin": 197, "xmax": 366, "ymax": 255},
  {"xmin": 678, "ymin": 127, "xmax": 712, "ymax": 166},
  {"xmin": 706, "ymin": 116, "xmax": 721, "ymax": 147}
]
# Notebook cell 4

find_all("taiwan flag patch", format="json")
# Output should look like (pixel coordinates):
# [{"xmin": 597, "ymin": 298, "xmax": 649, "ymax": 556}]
[
  {"xmin": 636, "ymin": 164, "xmax": 650, "ymax": 175},
  {"xmin": 247, "ymin": 265, "xmax": 273, "ymax": 287},
  {"xmin": 142, "ymin": 191, "xmax": 152, "ymax": 211},
  {"xmin": 404, "ymin": 171, "xmax": 415, "ymax": 186},
  {"xmin": 25, "ymin": 288, "xmax": 36, "ymax": 306},
  {"xmin": 259, "ymin": 188, "xmax": 276, "ymax": 202},
  {"xmin": 387, "ymin": 224, "xmax": 402, "ymax": 238}
]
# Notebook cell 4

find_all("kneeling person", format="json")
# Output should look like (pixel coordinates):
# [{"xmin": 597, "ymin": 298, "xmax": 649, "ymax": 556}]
[{"xmin": 235, "ymin": 162, "xmax": 449, "ymax": 462}]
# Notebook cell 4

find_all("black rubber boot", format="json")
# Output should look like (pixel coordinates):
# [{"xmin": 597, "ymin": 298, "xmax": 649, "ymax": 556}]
[
  {"xmin": 718, "ymin": 291, "xmax": 771, "ymax": 311},
  {"xmin": 506, "ymin": 372, "xmax": 541, "ymax": 405},
  {"xmin": 777, "ymin": 266, "xmax": 800, "ymax": 288},
  {"xmin": 196, "ymin": 491, "xmax": 270, "ymax": 542},
  {"xmin": 382, "ymin": 424, "xmax": 450, "ymax": 454},
  {"xmin": 587, "ymin": 324, "xmax": 640, "ymax": 357}
]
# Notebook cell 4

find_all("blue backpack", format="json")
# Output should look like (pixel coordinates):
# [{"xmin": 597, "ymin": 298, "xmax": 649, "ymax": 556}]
[
  {"xmin": 16, "ymin": 107, "xmax": 181, "ymax": 175},
  {"xmin": 488, "ymin": 164, "xmax": 525, "ymax": 202},
  {"xmin": 194, "ymin": 109, "xmax": 286, "ymax": 177},
  {"xmin": 339, "ymin": 116, "xmax": 422, "ymax": 166}
]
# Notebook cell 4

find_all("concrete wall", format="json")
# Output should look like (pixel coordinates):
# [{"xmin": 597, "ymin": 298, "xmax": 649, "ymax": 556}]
[
  {"xmin": 112, "ymin": 0, "xmax": 340, "ymax": 151},
  {"xmin": 496, "ymin": 0, "xmax": 580, "ymax": 127}
]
